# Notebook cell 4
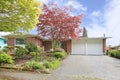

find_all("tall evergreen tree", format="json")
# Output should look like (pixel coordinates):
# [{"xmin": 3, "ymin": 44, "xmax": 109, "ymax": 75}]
[{"xmin": 82, "ymin": 27, "xmax": 88, "ymax": 37}]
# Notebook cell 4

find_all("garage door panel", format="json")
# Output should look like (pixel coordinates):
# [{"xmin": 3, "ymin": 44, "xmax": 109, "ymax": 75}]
[
  {"xmin": 87, "ymin": 39, "xmax": 102, "ymax": 55},
  {"xmin": 72, "ymin": 40, "xmax": 86, "ymax": 54}
]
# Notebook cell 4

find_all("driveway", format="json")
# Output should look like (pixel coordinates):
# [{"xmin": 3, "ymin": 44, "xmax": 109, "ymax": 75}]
[
  {"xmin": 0, "ymin": 55, "xmax": 120, "ymax": 80},
  {"xmin": 49, "ymin": 55, "xmax": 120, "ymax": 80}
]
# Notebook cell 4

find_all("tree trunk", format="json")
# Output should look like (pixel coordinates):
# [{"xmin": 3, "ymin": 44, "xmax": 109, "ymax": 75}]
[{"xmin": 52, "ymin": 39, "xmax": 61, "ymax": 50}]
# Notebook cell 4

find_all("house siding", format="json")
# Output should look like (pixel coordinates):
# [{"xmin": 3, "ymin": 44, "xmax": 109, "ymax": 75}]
[
  {"xmin": 26, "ymin": 37, "xmax": 43, "ymax": 47},
  {"xmin": 43, "ymin": 40, "xmax": 71, "ymax": 53},
  {"xmin": 6, "ymin": 38, "xmax": 14, "ymax": 53},
  {"xmin": 103, "ymin": 39, "xmax": 106, "ymax": 54},
  {"xmin": 66, "ymin": 40, "xmax": 71, "ymax": 53},
  {"xmin": 44, "ymin": 41, "xmax": 52, "ymax": 51},
  {"xmin": 7, "ymin": 38, "xmax": 15, "ymax": 47},
  {"xmin": 7, "ymin": 37, "xmax": 43, "ymax": 52}
]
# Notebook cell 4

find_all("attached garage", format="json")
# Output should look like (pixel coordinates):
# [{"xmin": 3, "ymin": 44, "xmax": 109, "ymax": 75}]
[{"xmin": 71, "ymin": 37, "xmax": 107, "ymax": 55}]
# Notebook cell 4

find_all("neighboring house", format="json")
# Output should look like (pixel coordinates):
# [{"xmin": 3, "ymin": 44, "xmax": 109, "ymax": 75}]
[
  {"xmin": 3, "ymin": 34, "xmax": 109, "ymax": 55},
  {"xmin": 0, "ymin": 37, "xmax": 7, "ymax": 49},
  {"xmin": 111, "ymin": 45, "xmax": 120, "ymax": 50}
]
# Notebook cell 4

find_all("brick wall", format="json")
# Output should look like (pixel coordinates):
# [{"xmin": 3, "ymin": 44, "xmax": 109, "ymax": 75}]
[
  {"xmin": 7, "ymin": 37, "xmax": 43, "ymax": 47},
  {"xmin": 103, "ymin": 39, "xmax": 106, "ymax": 53},
  {"xmin": 44, "ymin": 41, "xmax": 52, "ymax": 51},
  {"xmin": 7, "ymin": 38, "xmax": 15, "ymax": 47},
  {"xmin": 7, "ymin": 38, "xmax": 15, "ymax": 53},
  {"xmin": 66, "ymin": 40, "xmax": 71, "ymax": 53},
  {"xmin": 26, "ymin": 37, "xmax": 43, "ymax": 47},
  {"xmin": 7, "ymin": 37, "xmax": 72, "ymax": 53}
]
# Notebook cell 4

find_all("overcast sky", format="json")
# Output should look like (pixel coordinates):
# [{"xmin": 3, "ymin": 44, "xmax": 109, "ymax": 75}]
[
  {"xmin": 1, "ymin": 0, "xmax": 120, "ymax": 46},
  {"xmin": 40, "ymin": 0, "xmax": 120, "ymax": 46}
]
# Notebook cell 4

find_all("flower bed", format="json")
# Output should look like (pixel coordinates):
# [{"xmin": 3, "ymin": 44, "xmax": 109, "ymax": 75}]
[{"xmin": 0, "ymin": 44, "xmax": 67, "ymax": 73}]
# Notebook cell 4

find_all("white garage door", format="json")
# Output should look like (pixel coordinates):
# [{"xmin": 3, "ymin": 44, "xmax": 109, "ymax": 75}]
[
  {"xmin": 71, "ymin": 39, "xmax": 103, "ymax": 55},
  {"xmin": 72, "ymin": 40, "xmax": 86, "ymax": 55}
]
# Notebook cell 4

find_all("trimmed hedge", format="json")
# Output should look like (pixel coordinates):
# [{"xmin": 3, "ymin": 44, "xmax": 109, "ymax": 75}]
[{"xmin": 108, "ymin": 50, "xmax": 120, "ymax": 59}]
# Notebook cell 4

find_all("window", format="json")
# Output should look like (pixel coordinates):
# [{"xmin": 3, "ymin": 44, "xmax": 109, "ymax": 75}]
[
  {"xmin": 4, "ymin": 40, "xmax": 7, "ymax": 44},
  {"xmin": 16, "ymin": 38, "xmax": 25, "ymax": 45}
]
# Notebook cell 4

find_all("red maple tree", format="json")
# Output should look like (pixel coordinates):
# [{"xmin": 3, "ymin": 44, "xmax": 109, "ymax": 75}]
[{"xmin": 37, "ymin": 4, "xmax": 82, "ymax": 48}]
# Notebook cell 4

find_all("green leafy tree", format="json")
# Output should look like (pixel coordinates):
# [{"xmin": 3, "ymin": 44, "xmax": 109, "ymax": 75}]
[
  {"xmin": 82, "ymin": 27, "xmax": 88, "ymax": 37},
  {"xmin": 0, "ymin": 0, "xmax": 42, "ymax": 32}
]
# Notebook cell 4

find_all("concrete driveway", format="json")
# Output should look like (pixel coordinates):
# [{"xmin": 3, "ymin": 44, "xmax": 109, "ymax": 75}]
[
  {"xmin": 49, "ymin": 55, "xmax": 120, "ymax": 80},
  {"xmin": 0, "ymin": 55, "xmax": 120, "ymax": 80}
]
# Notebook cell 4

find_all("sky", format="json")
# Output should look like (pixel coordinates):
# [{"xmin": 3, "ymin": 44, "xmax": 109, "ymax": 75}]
[
  {"xmin": 0, "ymin": 0, "xmax": 120, "ymax": 46},
  {"xmin": 40, "ymin": 0, "xmax": 120, "ymax": 46}
]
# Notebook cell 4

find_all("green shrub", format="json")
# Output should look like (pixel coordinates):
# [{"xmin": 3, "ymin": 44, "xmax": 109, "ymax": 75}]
[
  {"xmin": 36, "ymin": 46, "xmax": 42, "ymax": 58},
  {"xmin": 48, "ymin": 57, "xmax": 56, "ymax": 62},
  {"xmin": 37, "ymin": 46, "xmax": 42, "ymax": 53},
  {"xmin": 23, "ymin": 60, "xmax": 43, "ymax": 70},
  {"xmin": 0, "ymin": 53, "xmax": 13, "ymax": 66},
  {"xmin": 108, "ymin": 50, "xmax": 116, "ymax": 57},
  {"xmin": 43, "ymin": 61, "xmax": 52, "ymax": 69},
  {"xmin": 25, "ymin": 43, "xmax": 37, "ymax": 53},
  {"xmin": 51, "ymin": 60, "xmax": 61, "ymax": 69},
  {"xmin": 2, "ymin": 48, "xmax": 9, "ymax": 53},
  {"xmin": 30, "ymin": 52, "xmax": 36, "ymax": 58},
  {"xmin": 43, "ymin": 59, "xmax": 61, "ymax": 69},
  {"xmin": 0, "ymin": 50, "xmax": 3, "ymax": 54},
  {"xmin": 2, "ymin": 46, "xmax": 13, "ymax": 53},
  {"xmin": 14, "ymin": 46, "xmax": 28, "ymax": 59},
  {"xmin": 116, "ymin": 52, "xmax": 120, "ymax": 58},
  {"xmin": 108, "ymin": 50, "xmax": 120, "ymax": 58},
  {"xmin": 52, "ymin": 52, "xmax": 66, "ymax": 59},
  {"xmin": 4, "ymin": 46, "xmax": 13, "ymax": 49},
  {"xmin": 46, "ymin": 51, "xmax": 54, "ymax": 56}
]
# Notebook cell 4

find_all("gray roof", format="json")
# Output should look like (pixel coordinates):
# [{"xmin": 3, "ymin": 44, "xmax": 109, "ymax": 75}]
[
  {"xmin": 3, "ymin": 34, "xmax": 38, "ymax": 38},
  {"xmin": 80, "ymin": 37, "xmax": 111, "ymax": 39}
]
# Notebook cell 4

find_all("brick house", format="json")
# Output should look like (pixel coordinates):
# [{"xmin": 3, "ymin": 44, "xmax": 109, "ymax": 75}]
[
  {"xmin": 111, "ymin": 45, "xmax": 120, "ymax": 50},
  {"xmin": 4, "ymin": 34, "xmax": 109, "ymax": 55},
  {"xmin": 3, "ymin": 34, "xmax": 71, "ymax": 53}
]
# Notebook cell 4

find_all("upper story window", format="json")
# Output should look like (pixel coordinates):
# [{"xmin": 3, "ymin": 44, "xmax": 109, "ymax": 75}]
[{"xmin": 16, "ymin": 38, "xmax": 25, "ymax": 45}]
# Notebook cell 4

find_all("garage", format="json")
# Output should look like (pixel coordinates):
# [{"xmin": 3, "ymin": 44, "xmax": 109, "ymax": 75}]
[{"xmin": 71, "ymin": 38, "xmax": 106, "ymax": 55}]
